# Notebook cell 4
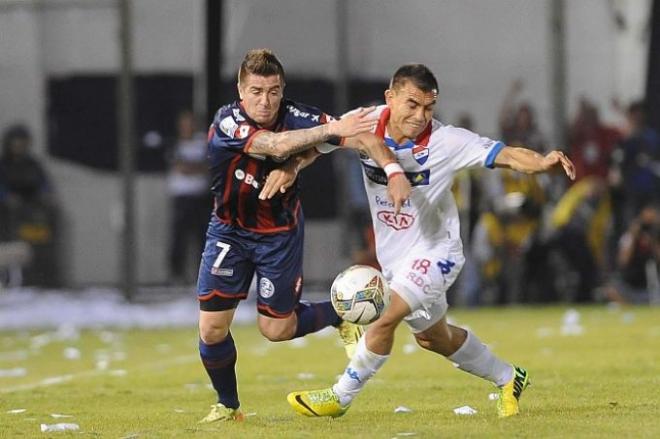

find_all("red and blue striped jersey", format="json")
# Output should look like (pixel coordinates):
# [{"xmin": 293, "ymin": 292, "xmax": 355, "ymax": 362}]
[{"xmin": 207, "ymin": 99, "xmax": 340, "ymax": 234}]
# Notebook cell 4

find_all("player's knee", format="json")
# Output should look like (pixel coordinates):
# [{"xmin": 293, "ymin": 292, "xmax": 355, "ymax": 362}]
[
  {"xmin": 258, "ymin": 318, "xmax": 296, "ymax": 342},
  {"xmin": 259, "ymin": 325, "xmax": 294, "ymax": 342},
  {"xmin": 199, "ymin": 322, "xmax": 229, "ymax": 345}
]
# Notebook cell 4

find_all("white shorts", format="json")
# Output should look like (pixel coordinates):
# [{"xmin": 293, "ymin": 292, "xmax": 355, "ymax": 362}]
[{"xmin": 384, "ymin": 241, "xmax": 465, "ymax": 333}]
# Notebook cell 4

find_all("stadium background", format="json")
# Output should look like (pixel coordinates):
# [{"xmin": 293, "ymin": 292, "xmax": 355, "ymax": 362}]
[{"xmin": 0, "ymin": 0, "xmax": 657, "ymax": 300}]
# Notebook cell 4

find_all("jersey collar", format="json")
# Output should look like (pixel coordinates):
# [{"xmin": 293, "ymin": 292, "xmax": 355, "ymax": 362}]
[{"xmin": 376, "ymin": 107, "xmax": 432, "ymax": 150}]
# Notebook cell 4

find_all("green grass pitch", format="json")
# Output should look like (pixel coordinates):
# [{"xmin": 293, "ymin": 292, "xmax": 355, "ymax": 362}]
[{"xmin": 1, "ymin": 305, "xmax": 659, "ymax": 438}]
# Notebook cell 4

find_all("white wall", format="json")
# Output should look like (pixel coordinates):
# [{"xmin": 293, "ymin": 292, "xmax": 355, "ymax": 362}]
[{"xmin": 0, "ymin": 0, "xmax": 651, "ymax": 285}]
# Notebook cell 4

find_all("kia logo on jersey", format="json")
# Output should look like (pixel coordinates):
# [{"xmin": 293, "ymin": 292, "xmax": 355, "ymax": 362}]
[
  {"xmin": 377, "ymin": 211, "xmax": 415, "ymax": 230},
  {"xmin": 412, "ymin": 144, "xmax": 429, "ymax": 165}
]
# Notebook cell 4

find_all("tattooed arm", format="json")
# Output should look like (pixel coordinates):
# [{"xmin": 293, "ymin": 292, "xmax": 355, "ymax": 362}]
[{"xmin": 246, "ymin": 107, "xmax": 377, "ymax": 158}]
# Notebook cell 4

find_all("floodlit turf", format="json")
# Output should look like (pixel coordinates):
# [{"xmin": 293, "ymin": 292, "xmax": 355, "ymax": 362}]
[{"xmin": 1, "ymin": 305, "xmax": 659, "ymax": 438}]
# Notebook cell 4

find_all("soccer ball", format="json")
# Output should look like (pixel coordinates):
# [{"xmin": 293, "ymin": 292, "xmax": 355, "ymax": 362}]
[{"xmin": 330, "ymin": 265, "xmax": 390, "ymax": 325}]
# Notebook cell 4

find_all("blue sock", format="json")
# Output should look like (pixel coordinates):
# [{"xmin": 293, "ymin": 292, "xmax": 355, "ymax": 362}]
[
  {"xmin": 293, "ymin": 300, "xmax": 342, "ymax": 338},
  {"xmin": 199, "ymin": 333, "xmax": 239, "ymax": 409}
]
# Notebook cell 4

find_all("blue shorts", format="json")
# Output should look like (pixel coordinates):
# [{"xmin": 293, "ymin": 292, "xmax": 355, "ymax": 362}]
[{"xmin": 196, "ymin": 216, "xmax": 304, "ymax": 318}]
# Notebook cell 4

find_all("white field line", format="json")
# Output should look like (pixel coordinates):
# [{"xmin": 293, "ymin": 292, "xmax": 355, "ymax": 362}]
[{"xmin": 0, "ymin": 354, "xmax": 198, "ymax": 394}]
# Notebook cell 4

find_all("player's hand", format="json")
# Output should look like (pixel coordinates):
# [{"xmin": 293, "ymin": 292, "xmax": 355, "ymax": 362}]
[
  {"xmin": 387, "ymin": 174, "xmax": 411, "ymax": 215},
  {"xmin": 259, "ymin": 161, "xmax": 298, "ymax": 200},
  {"xmin": 542, "ymin": 150, "xmax": 576, "ymax": 180},
  {"xmin": 328, "ymin": 106, "xmax": 378, "ymax": 138}
]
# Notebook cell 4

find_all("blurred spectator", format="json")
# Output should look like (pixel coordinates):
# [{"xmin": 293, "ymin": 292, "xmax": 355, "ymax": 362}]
[
  {"xmin": 611, "ymin": 101, "xmax": 660, "ymax": 227},
  {"xmin": 467, "ymin": 193, "xmax": 541, "ymax": 305},
  {"xmin": 499, "ymin": 79, "xmax": 546, "ymax": 152},
  {"xmin": 603, "ymin": 205, "xmax": 660, "ymax": 304},
  {"xmin": 0, "ymin": 124, "xmax": 60, "ymax": 286},
  {"xmin": 544, "ymin": 177, "xmax": 611, "ymax": 302},
  {"xmin": 568, "ymin": 98, "xmax": 621, "ymax": 182},
  {"xmin": 166, "ymin": 110, "xmax": 210, "ymax": 284}
]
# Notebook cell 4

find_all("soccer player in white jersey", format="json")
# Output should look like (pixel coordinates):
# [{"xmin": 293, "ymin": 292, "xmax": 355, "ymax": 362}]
[{"xmin": 285, "ymin": 64, "xmax": 576, "ymax": 418}]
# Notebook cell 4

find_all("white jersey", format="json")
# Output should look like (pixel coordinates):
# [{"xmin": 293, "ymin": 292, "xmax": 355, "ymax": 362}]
[{"xmin": 361, "ymin": 105, "xmax": 503, "ymax": 272}]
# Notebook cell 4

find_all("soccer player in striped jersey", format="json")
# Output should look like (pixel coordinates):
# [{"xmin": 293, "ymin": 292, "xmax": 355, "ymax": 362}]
[{"xmin": 197, "ymin": 49, "xmax": 411, "ymax": 423}]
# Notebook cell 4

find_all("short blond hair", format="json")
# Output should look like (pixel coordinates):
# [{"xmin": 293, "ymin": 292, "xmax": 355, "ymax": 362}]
[{"xmin": 238, "ymin": 49, "xmax": 285, "ymax": 84}]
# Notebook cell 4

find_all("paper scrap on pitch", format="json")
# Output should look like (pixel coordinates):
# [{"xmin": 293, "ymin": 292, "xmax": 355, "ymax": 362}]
[
  {"xmin": 0, "ymin": 367, "xmax": 27, "ymax": 377},
  {"xmin": 40, "ymin": 423, "xmax": 80, "ymax": 432},
  {"xmin": 560, "ymin": 309, "xmax": 584, "ymax": 336},
  {"xmin": 51, "ymin": 413, "xmax": 74, "ymax": 418},
  {"xmin": 394, "ymin": 405, "xmax": 413, "ymax": 413},
  {"xmin": 402, "ymin": 344, "xmax": 417, "ymax": 354},
  {"xmin": 7, "ymin": 408, "xmax": 26, "ymax": 414},
  {"xmin": 297, "ymin": 372, "xmax": 315, "ymax": 380},
  {"xmin": 488, "ymin": 393, "xmax": 499, "ymax": 401},
  {"xmin": 63, "ymin": 347, "xmax": 81, "ymax": 360},
  {"xmin": 453, "ymin": 405, "xmax": 478, "ymax": 415}
]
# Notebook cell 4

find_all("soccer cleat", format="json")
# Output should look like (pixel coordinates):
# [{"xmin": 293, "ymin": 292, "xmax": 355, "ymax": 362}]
[
  {"xmin": 198, "ymin": 403, "xmax": 245, "ymax": 423},
  {"xmin": 497, "ymin": 365, "xmax": 530, "ymax": 418},
  {"xmin": 287, "ymin": 388, "xmax": 349, "ymax": 418},
  {"xmin": 337, "ymin": 321, "xmax": 364, "ymax": 359}
]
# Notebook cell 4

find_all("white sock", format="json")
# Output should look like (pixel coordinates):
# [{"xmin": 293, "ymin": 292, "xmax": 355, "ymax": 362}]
[
  {"xmin": 333, "ymin": 335, "xmax": 389, "ymax": 407},
  {"xmin": 447, "ymin": 331, "xmax": 513, "ymax": 387}
]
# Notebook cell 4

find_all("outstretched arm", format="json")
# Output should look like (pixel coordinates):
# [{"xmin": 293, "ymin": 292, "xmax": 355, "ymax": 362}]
[
  {"xmin": 494, "ymin": 146, "xmax": 576, "ymax": 180},
  {"xmin": 247, "ymin": 107, "xmax": 377, "ymax": 159}
]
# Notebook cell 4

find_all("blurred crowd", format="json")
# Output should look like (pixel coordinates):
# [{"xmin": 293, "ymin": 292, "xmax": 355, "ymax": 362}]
[
  {"xmin": 2, "ymin": 81, "xmax": 659, "ymax": 306},
  {"xmin": 461, "ymin": 81, "xmax": 660, "ymax": 306},
  {"xmin": 346, "ymin": 80, "xmax": 660, "ymax": 306}
]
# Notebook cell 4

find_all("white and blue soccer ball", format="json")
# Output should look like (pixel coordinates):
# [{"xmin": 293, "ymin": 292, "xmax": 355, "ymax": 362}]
[{"xmin": 331, "ymin": 265, "xmax": 390, "ymax": 325}]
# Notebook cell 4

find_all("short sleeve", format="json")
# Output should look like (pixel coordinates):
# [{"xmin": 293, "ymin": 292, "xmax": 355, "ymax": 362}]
[{"xmin": 445, "ymin": 126, "xmax": 504, "ymax": 171}]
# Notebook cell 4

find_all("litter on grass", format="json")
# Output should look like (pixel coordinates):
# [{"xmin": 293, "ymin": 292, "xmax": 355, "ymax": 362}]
[
  {"xmin": 40, "ymin": 423, "xmax": 79, "ymax": 432},
  {"xmin": 63, "ymin": 347, "xmax": 81, "ymax": 360},
  {"xmin": 394, "ymin": 405, "xmax": 413, "ymax": 413},
  {"xmin": 402, "ymin": 344, "xmax": 417, "ymax": 354},
  {"xmin": 7, "ymin": 408, "xmax": 26, "ymax": 414},
  {"xmin": 453, "ymin": 405, "xmax": 478, "ymax": 415},
  {"xmin": 561, "ymin": 309, "xmax": 584, "ymax": 336},
  {"xmin": 0, "ymin": 367, "xmax": 26, "ymax": 377}
]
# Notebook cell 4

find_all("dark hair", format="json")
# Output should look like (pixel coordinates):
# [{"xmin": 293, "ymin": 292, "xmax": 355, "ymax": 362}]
[
  {"xmin": 2, "ymin": 124, "xmax": 31, "ymax": 156},
  {"xmin": 238, "ymin": 49, "xmax": 285, "ymax": 84},
  {"xmin": 390, "ymin": 64, "xmax": 438, "ymax": 94}
]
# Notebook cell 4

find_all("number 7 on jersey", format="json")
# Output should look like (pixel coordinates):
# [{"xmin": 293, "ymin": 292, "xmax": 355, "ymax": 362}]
[{"xmin": 211, "ymin": 241, "xmax": 231, "ymax": 275}]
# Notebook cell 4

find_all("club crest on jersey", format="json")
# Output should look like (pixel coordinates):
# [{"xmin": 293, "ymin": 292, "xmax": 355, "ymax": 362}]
[
  {"xmin": 259, "ymin": 277, "xmax": 275, "ymax": 298},
  {"xmin": 412, "ymin": 144, "xmax": 429, "ymax": 165}
]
